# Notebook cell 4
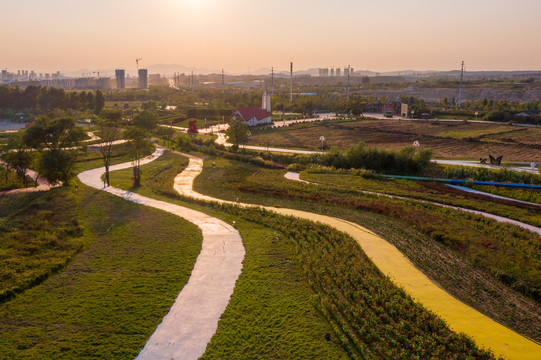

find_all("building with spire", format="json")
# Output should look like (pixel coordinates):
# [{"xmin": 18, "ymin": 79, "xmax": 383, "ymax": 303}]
[{"xmin": 231, "ymin": 90, "xmax": 272, "ymax": 127}]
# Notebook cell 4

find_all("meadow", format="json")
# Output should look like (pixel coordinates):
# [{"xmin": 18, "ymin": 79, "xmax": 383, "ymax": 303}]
[{"xmin": 0, "ymin": 183, "xmax": 203, "ymax": 359}]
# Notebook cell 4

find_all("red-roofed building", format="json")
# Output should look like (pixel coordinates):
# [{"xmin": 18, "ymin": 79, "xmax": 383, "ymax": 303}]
[{"xmin": 232, "ymin": 91, "xmax": 272, "ymax": 127}]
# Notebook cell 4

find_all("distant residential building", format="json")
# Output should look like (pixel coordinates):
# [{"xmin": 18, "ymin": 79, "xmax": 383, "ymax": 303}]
[
  {"xmin": 138, "ymin": 69, "xmax": 148, "ymax": 89},
  {"xmin": 330, "ymin": 68, "xmax": 335, "ymax": 77},
  {"xmin": 319, "ymin": 68, "xmax": 329, "ymax": 77},
  {"xmin": 231, "ymin": 91, "xmax": 272, "ymax": 127},
  {"xmin": 336, "ymin": 68, "xmax": 341, "ymax": 77},
  {"xmin": 115, "ymin": 69, "xmax": 125, "ymax": 89},
  {"xmin": 97, "ymin": 77, "xmax": 111, "ymax": 90}
]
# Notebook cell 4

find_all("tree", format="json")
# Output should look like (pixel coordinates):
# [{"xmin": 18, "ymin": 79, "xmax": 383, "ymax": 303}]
[
  {"xmin": 94, "ymin": 90, "xmax": 105, "ymax": 115},
  {"xmin": 156, "ymin": 126, "xmax": 175, "ymax": 147},
  {"xmin": 1, "ymin": 134, "xmax": 34, "ymax": 188},
  {"xmin": 97, "ymin": 110, "xmax": 123, "ymax": 187},
  {"xmin": 134, "ymin": 110, "xmax": 159, "ymax": 132},
  {"xmin": 124, "ymin": 127, "xmax": 153, "ymax": 186},
  {"xmin": 226, "ymin": 117, "xmax": 249, "ymax": 152},
  {"xmin": 23, "ymin": 116, "xmax": 86, "ymax": 185}
]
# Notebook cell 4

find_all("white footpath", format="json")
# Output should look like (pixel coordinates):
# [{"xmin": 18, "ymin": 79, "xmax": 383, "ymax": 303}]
[{"xmin": 77, "ymin": 148, "xmax": 245, "ymax": 360}]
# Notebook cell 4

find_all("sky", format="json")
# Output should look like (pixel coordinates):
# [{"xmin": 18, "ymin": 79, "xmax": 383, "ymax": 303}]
[{"xmin": 2, "ymin": 0, "xmax": 540, "ymax": 75}]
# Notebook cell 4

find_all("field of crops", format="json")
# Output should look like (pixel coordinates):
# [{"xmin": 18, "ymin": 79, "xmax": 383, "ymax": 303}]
[{"xmin": 249, "ymin": 119, "xmax": 541, "ymax": 161}]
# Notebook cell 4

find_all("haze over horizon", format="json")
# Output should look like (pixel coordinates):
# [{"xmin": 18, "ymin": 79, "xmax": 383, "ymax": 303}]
[{"xmin": 2, "ymin": 0, "xmax": 540, "ymax": 74}]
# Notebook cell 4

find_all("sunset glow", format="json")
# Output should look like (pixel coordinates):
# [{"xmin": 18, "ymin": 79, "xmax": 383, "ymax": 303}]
[{"xmin": 1, "ymin": 0, "xmax": 540, "ymax": 74}]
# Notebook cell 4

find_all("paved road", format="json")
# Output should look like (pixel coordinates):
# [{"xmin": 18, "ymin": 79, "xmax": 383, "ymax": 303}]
[{"xmin": 78, "ymin": 149, "xmax": 245, "ymax": 360}]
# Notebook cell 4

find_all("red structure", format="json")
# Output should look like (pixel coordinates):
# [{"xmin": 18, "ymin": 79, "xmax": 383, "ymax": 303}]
[{"xmin": 188, "ymin": 120, "xmax": 198, "ymax": 133}]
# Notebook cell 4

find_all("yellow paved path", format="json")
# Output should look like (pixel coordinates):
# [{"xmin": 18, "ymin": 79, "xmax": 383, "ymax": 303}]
[{"xmin": 175, "ymin": 152, "xmax": 541, "ymax": 360}]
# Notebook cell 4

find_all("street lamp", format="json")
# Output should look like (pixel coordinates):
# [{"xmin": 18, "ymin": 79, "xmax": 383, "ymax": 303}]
[
  {"xmin": 319, "ymin": 136, "xmax": 325, "ymax": 151},
  {"xmin": 475, "ymin": 111, "xmax": 479, "ymax": 120}
]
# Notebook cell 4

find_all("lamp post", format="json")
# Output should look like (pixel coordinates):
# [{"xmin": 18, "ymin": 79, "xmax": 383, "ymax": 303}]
[
  {"xmin": 475, "ymin": 111, "xmax": 479, "ymax": 120},
  {"xmin": 319, "ymin": 136, "xmax": 325, "ymax": 151}
]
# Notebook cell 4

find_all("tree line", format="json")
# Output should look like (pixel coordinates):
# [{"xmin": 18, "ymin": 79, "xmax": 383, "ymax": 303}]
[{"xmin": 0, "ymin": 85, "xmax": 104, "ymax": 116}]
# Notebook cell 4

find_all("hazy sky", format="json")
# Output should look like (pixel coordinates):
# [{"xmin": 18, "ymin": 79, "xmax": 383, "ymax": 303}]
[{"xmin": 2, "ymin": 0, "xmax": 540, "ymax": 74}]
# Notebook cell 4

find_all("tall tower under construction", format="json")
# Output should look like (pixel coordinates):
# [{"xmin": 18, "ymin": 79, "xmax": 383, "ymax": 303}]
[
  {"xmin": 138, "ymin": 69, "xmax": 148, "ymax": 89},
  {"xmin": 115, "ymin": 69, "xmax": 125, "ymax": 89}
]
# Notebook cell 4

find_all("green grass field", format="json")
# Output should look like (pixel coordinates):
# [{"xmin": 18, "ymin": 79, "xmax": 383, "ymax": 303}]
[{"xmin": 0, "ymin": 180, "xmax": 203, "ymax": 359}]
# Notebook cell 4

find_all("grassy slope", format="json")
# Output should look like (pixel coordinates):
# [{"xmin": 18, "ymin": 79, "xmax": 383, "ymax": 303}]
[
  {"xmin": 193, "ymin": 157, "xmax": 541, "ymax": 342},
  {"xmin": 107, "ymin": 150, "xmax": 349, "ymax": 359},
  {"xmin": 0, "ymin": 178, "xmax": 202, "ymax": 359},
  {"xmin": 0, "ymin": 187, "xmax": 85, "ymax": 303}
]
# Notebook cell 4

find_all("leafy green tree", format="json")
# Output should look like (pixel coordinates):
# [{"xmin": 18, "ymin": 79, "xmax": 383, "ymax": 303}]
[
  {"xmin": 94, "ymin": 90, "xmax": 105, "ymax": 115},
  {"xmin": 124, "ymin": 127, "xmax": 153, "ymax": 186},
  {"xmin": 1, "ymin": 134, "xmax": 34, "ymax": 188},
  {"xmin": 96, "ymin": 110, "xmax": 123, "ymax": 187},
  {"xmin": 156, "ymin": 126, "xmax": 175, "ymax": 147},
  {"xmin": 23, "ymin": 117, "xmax": 86, "ymax": 185},
  {"xmin": 226, "ymin": 117, "xmax": 249, "ymax": 152},
  {"xmin": 134, "ymin": 110, "xmax": 159, "ymax": 132}
]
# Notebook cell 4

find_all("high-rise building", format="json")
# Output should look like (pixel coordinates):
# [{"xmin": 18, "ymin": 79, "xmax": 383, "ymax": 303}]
[
  {"xmin": 138, "ymin": 69, "xmax": 148, "ymax": 89},
  {"xmin": 318, "ymin": 68, "xmax": 329, "ymax": 77},
  {"xmin": 344, "ymin": 67, "xmax": 349, "ymax": 77},
  {"xmin": 336, "ymin": 68, "xmax": 341, "ymax": 77},
  {"xmin": 330, "ymin": 68, "xmax": 335, "ymax": 77},
  {"xmin": 115, "ymin": 69, "xmax": 125, "ymax": 89}
]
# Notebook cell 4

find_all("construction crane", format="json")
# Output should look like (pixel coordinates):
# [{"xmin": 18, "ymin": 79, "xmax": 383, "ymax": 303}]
[
  {"xmin": 93, "ymin": 71, "xmax": 100, "ymax": 78},
  {"xmin": 136, "ymin": 58, "xmax": 143, "ymax": 71}
]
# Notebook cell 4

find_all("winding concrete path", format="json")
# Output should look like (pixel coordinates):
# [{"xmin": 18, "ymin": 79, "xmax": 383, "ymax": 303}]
[
  {"xmin": 0, "ymin": 163, "xmax": 58, "ymax": 195},
  {"xmin": 174, "ymin": 153, "xmax": 541, "ymax": 360},
  {"xmin": 77, "ymin": 149, "xmax": 245, "ymax": 360},
  {"xmin": 285, "ymin": 172, "xmax": 541, "ymax": 236}
]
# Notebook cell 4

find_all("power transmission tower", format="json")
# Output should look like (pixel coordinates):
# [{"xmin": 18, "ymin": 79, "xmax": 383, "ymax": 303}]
[
  {"xmin": 458, "ymin": 61, "xmax": 464, "ymax": 107},
  {"xmin": 222, "ymin": 69, "xmax": 225, "ymax": 101},
  {"xmin": 347, "ymin": 64, "xmax": 351, "ymax": 101},
  {"xmin": 290, "ymin": 62, "xmax": 293, "ymax": 103},
  {"xmin": 271, "ymin": 67, "xmax": 274, "ymax": 95}
]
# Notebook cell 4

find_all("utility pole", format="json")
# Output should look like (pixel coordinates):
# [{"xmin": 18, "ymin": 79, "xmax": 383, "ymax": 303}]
[
  {"xmin": 271, "ymin": 67, "xmax": 274, "ymax": 95},
  {"xmin": 347, "ymin": 64, "xmax": 351, "ymax": 101},
  {"xmin": 458, "ymin": 61, "xmax": 464, "ymax": 107},
  {"xmin": 222, "ymin": 69, "xmax": 225, "ymax": 101},
  {"xmin": 290, "ymin": 62, "xmax": 293, "ymax": 103}
]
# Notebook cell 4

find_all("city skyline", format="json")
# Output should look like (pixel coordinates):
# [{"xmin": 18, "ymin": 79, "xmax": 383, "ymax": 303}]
[{"xmin": 1, "ymin": 0, "xmax": 540, "ymax": 74}]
